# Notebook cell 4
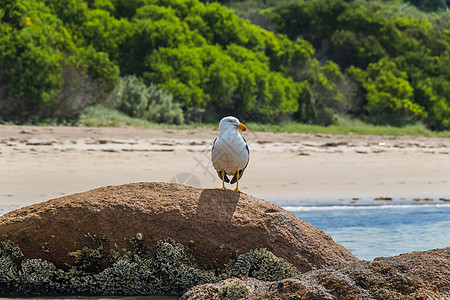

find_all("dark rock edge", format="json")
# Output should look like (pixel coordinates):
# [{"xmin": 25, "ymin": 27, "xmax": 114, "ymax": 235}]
[{"xmin": 182, "ymin": 247, "xmax": 450, "ymax": 300}]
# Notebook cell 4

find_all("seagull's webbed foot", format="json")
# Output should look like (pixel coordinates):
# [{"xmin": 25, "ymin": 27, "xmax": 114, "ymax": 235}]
[
  {"xmin": 233, "ymin": 188, "xmax": 246, "ymax": 194},
  {"xmin": 216, "ymin": 187, "xmax": 231, "ymax": 191}
]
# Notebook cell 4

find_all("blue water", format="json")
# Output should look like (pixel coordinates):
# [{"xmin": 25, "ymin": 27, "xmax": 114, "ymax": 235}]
[{"xmin": 284, "ymin": 203, "xmax": 450, "ymax": 261}]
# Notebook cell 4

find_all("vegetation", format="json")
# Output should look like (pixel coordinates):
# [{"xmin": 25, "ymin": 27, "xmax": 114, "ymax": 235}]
[
  {"xmin": 247, "ymin": 119, "xmax": 450, "ymax": 137},
  {"xmin": 109, "ymin": 75, "xmax": 184, "ymax": 124},
  {"xmin": 0, "ymin": 0, "xmax": 449, "ymax": 131},
  {"xmin": 78, "ymin": 105, "xmax": 450, "ymax": 137},
  {"xmin": 79, "ymin": 105, "xmax": 154, "ymax": 127},
  {"xmin": 0, "ymin": 0, "xmax": 336, "ymax": 125},
  {"xmin": 264, "ymin": 0, "xmax": 450, "ymax": 130}
]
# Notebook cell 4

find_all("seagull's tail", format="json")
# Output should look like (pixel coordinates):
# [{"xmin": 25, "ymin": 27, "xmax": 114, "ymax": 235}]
[
  {"xmin": 230, "ymin": 169, "xmax": 244, "ymax": 184},
  {"xmin": 216, "ymin": 170, "xmax": 230, "ymax": 183}
]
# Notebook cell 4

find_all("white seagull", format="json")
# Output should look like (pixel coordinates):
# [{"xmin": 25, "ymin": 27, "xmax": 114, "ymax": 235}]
[{"xmin": 211, "ymin": 116, "xmax": 249, "ymax": 193}]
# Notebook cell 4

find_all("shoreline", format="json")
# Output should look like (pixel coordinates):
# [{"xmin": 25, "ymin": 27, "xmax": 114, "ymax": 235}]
[{"xmin": 1, "ymin": 125, "xmax": 449, "ymax": 211}]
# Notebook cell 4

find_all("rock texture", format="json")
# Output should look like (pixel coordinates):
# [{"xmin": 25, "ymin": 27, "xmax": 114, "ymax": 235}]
[
  {"xmin": 182, "ymin": 247, "xmax": 450, "ymax": 299},
  {"xmin": 0, "ymin": 182, "xmax": 357, "ymax": 271}
]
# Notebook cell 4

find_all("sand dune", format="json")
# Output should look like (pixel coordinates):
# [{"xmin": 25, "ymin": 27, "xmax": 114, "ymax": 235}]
[{"xmin": 1, "ymin": 125, "xmax": 449, "ymax": 212}]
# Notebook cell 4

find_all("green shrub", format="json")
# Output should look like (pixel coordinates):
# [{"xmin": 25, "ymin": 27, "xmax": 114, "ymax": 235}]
[
  {"xmin": 266, "ymin": 0, "xmax": 450, "ymax": 130},
  {"xmin": 348, "ymin": 59, "xmax": 426, "ymax": 126},
  {"xmin": 110, "ymin": 75, "xmax": 184, "ymax": 124},
  {"xmin": 79, "ymin": 105, "xmax": 153, "ymax": 127}
]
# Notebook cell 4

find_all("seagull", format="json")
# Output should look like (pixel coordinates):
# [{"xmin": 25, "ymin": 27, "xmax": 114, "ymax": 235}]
[{"xmin": 211, "ymin": 116, "xmax": 249, "ymax": 193}]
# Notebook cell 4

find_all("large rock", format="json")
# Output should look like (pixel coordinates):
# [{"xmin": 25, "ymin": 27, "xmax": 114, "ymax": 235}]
[
  {"xmin": 0, "ymin": 182, "xmax": 357, "ymax": 271},
  {"xmin": 182, "ymin": 247, "xmax": 450, "ymax": 299}
]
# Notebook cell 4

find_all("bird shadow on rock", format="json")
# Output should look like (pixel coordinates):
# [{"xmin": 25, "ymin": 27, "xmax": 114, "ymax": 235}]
[{"xmin": 195, "ymin": 189, "xmax": 241, "ymax": 223}]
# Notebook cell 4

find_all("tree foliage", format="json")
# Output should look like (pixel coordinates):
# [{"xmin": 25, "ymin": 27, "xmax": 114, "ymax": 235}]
[
  {"xmin": 1, "ymin": 0, "xmax": 346, "ymax": 125},
  {"xmin": 1, "ymin": 0, "xmax": 449, "ymax": 129},
  {"xmin": 0, "ymin": 0, "xmax": 118, "ymax": 121},
  {"xmin": 266, "ymin": 0, "xmax": 450, "ymax": 129}
]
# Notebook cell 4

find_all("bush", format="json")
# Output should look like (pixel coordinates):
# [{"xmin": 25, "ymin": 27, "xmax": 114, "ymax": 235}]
[
  {"xmin": 266, "ymin": 0, "xmax": 450, "ymax": 130},
  {"xmin": 110, "ymin": 75, "xmax": 184, "ymax": 124},
  {"xmin": 0, "ymin": 0, "xmax": 118, "ymax": 123},
  {"xmin": 348, "ymin": 59, "xmax": 426, "ymax": 126}
]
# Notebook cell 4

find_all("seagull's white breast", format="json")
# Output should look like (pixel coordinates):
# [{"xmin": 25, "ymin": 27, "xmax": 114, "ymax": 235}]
[{"xmin": 211, "ymin": 131, "xmax": 248, "ymax": 174}]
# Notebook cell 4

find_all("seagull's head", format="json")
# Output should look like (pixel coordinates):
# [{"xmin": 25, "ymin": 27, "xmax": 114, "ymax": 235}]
[{"xmin": 219, "ymin": 116, "xmax": 247, "ymax": 133}]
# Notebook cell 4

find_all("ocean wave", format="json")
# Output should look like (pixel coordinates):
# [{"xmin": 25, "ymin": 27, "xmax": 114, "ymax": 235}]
[{"xmin": 283, "ymin": 203, "xmax": 450, "ymax": 211}]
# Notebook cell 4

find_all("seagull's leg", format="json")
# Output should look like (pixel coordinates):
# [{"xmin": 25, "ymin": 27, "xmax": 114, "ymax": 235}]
[
  {"xmin": 216, "ymin": 169, "xmax": 229, "ymax": 191},
  {"xmin": 221, "ymin": 169, "xmax": 226, "ymax": 190},
  {"xmin": 234, "ymin": 171, "xmax": 245, "ymax": 194}
]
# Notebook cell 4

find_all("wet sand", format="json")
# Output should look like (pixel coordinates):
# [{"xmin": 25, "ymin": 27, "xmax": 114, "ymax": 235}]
[{"xmin": 0, "ymin": 125, "xmax": 449, "ymax": 212}]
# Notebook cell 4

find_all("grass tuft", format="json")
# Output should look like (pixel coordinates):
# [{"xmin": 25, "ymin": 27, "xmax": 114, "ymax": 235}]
[
  {"xmin": 247, "ymin": 118, "xmax": 450, "ymax": 137},
  {"xmin": 78, "ymin": 106, "xmax": 450, "ymax": 137},
  {"xmin": 78, "ymin": 105, "xmax": 154, "ymax": 128}
]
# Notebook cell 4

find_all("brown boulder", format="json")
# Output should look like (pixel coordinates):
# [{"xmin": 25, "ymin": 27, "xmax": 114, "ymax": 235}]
[
  {"xmin": 182, "ymin": 247, "xmax": 450, "ymax": 299},
  {"xmin": 0, "ymin": 182, "xmax": 357, "ymax": 271}
]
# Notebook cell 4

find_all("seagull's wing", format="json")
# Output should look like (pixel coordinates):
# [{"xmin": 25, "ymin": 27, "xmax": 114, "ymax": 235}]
[
  {"xmin": 211, "ymin": 137, "xmax": 230, "ymax": 183},
  {"xmin": 230, "ymin": 141, "xmax": 249, "ymax": 184}
]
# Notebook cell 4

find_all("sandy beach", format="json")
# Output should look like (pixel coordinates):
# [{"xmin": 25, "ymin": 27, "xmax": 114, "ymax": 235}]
[{"xmin": 0, "ymin": 125, "xmax": 449, "ymax": 212}]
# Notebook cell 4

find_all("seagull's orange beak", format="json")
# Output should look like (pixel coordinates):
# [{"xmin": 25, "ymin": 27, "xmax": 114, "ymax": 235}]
[{"xmin": 235, "ymin": 123, "xmax": 247, "ymax": 131}]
